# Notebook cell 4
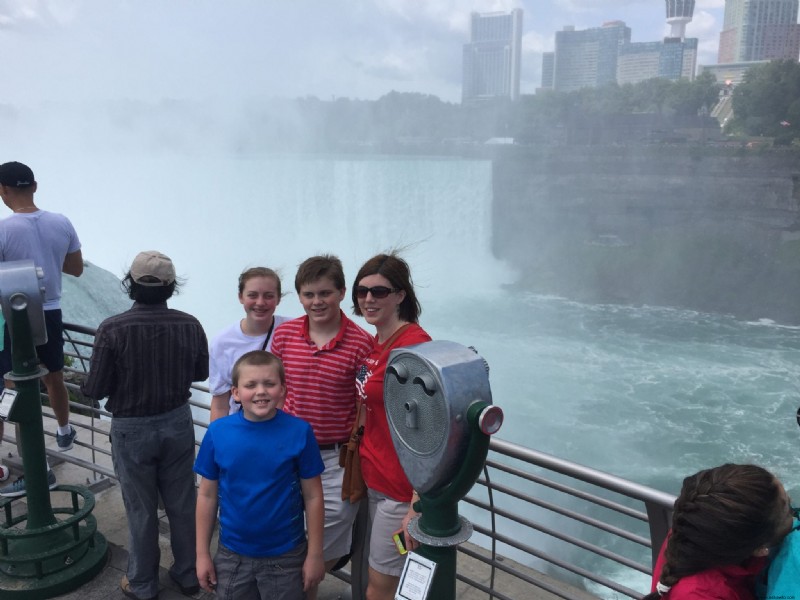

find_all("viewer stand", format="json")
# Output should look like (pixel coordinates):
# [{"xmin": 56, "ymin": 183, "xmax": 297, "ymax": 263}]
[
  {"xmin": 385, "ymin": 341, "xmax": 503, "ymax": 600},
  {"xmin": 0, "ymin": 260, "xmax": 107, "ymax": 599}
]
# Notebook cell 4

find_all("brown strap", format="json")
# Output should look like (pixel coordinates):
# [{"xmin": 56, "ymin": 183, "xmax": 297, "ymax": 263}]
[{"xmin": 376, "ymin": 323, "xmax": 412, "ymax": 362}]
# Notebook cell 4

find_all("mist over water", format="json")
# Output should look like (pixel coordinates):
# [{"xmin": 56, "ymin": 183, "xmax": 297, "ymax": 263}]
[
  {"xmin": 14, "ymin": 151, "xmax": 800, "ymax": 598},
  {"xmin": 27, "ymin": 153, "xmax": 508, "ymax": 332}
]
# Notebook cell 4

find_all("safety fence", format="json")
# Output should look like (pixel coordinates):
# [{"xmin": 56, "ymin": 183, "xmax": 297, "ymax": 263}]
[{"xmin": 1, "ymin": 322, "xmax": 677, "ymax": 600}]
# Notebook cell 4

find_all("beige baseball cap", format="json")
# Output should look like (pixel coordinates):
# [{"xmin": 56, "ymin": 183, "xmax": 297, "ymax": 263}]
[{"xmin": 130, "ymin": 251, "xmax": 176, "ymax": 286}]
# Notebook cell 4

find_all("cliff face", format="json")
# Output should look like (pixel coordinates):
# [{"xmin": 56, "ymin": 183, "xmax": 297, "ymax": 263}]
[{"xmin": 492, "ymin": 146, "xmax": 800, "ymax": 323}]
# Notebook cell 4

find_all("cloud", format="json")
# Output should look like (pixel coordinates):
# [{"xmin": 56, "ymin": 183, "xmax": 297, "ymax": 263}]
[
  {"xmin": 690, "ymin": 10, "xmax": 723, "ymax": 65},
  {"xmin": 0, "ymin": 0, "xmax": 79, "ymax": 29},
  {"xmin": 0, "ymin": 0, "xmax": 40, "ymax": 28},
  {"xmin": 374, "ymin": 0, "xmax": 522, "ymax": 33},
  {"xmin": 697, "ymin": 0, "xmax": 725, "ymax": 9},
  {"xmin": 554, "ymin": 0, "xmax": 641, "ymax": 11},
  {"xmin": 523, "ymin": 30, "xmax": 552, "ymax": 55}
]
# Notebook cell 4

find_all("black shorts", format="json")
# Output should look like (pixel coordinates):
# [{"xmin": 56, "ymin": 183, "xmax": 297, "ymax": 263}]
[{"xmin": 0, "ymin": 309, "xmax": 65, "ymax": 377}]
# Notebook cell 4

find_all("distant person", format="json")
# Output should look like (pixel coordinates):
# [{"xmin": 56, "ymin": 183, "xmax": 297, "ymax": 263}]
[
  {"xmin": 208, "ymin": 267, "xmax": 289, "ymax": 422},
  {"xmin": 0, "ymin": 161, "xmax": 83, "ymax": 497},
  {"xmin": 195, "ymin": 350, "xmax": 325, "ymax": 599},
  {"xmin": 82, "ymin": 251, "xmax": 208, "ymax": 600},
  {"xmin": 645, "ymin": 463, "xmax": 794, "ymax": 600},
  {"xmin": 270, "ymin": 254, "xmax": 373, "ymax": 599},
  {"xmin": 352, "ymin": 253, "xmax": 431, "ymax": 600}
]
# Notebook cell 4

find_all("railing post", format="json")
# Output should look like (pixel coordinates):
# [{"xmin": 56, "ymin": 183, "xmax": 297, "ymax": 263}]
[{"xmin": 645, "ymin": 500, "xmax": 673, "ymax": 568}]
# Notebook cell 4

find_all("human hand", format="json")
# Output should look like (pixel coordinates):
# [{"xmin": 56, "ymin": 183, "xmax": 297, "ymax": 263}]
[
  {"xmin": 303, "ymin": 553, "xmax": 326, "ymax": 591},
  {"xmin": 402, "ymin": 509, "xmax": 421, "ymax": 552},
  {"xmin": 196, "ymin": 553, "xmax": 217, "ymax": 593}
]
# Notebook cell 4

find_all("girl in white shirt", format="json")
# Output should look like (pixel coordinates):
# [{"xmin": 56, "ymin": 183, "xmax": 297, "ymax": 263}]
[{"xmin": 208, "ymin": 267, "xmax": 290, "ymax": 421}]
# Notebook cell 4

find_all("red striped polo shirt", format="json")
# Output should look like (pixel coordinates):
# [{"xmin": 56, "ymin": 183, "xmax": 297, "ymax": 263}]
[{"xmin": 271, "ymin": 311, "xmax": 373, "ymax": 444}]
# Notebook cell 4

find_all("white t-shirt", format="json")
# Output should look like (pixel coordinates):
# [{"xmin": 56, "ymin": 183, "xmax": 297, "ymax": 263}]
[{"xmin": 208, "ymin": 315, "xmax": 290, "ymax": 414}]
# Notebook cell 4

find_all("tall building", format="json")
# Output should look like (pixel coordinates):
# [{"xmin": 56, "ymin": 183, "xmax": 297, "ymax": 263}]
[
  {"xmin": 664, "ymin": 37, "xmax": 699, "ymax": 79},
  {"xmin": 666, "ymin": 0, "xmax": 696, "ymax": 39},
  {"xmin": 462, "ymin": 9, "xmax": 523, "ymax": 103},
  {"xmin": 540, "ymin": 6, "xmax": 701, "ymax": 92},
  {"xmin": 541, "ymin": 52, "xmax": 555, "ymax": 89},
  {"xmin": 617, "ymin": 38, "xmax": 698, "ymax": 85},
  {"xmin": 718, "ymin": 0, "xmax": 800, "ymax": 63},
  {"xmin": 549, "ymin": 21, "xmax": 631, "ymax": 92}
]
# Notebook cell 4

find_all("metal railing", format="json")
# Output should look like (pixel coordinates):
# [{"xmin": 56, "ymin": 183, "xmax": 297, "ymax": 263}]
[{"xmin": 3, "ymin": 322, "xmax": 677, "ymax": 600}]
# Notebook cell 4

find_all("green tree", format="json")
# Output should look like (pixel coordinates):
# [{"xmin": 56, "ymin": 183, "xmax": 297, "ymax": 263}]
[
  {"xmin": 729, "ymin": 60, "xmax": 800, "ymax": 142},
  {"xmin": 667, "ymin": 71, "xmax": 720, "ymax": 116},
  {"xmin": 631, "ymin": 78, "xmax": 674, "ymax": 114}
]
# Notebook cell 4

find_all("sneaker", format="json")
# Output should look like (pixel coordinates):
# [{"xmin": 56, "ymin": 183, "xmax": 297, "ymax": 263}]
[
  {"xmin": 120, "ymin": 575, "xmax": 159, "ymax": 600},
  {"xmin": 56, "ymin": 426, "xmax": 77, "ymax": 451},
  {"xmin": 0, "ymin": 465, "xmax": 9, "ymax": 483},
  {"xmin": 169, "ymin": 571, "xmax": 199, "ymax": 596},
  {"xmin": 0, "ymin": 470, "xmax": 57, "ymax": 498}
]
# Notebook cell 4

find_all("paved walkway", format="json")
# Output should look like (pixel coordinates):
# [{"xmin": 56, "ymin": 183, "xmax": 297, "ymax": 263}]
[{"xmin": 2, "ymin": 419, "xmax": 595, "ymax": 600}]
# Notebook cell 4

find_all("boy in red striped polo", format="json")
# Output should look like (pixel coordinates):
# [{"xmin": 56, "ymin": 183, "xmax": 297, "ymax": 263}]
[{"xmin": 270, "ymin": 255, "xmax": 373, "ymax": 600}]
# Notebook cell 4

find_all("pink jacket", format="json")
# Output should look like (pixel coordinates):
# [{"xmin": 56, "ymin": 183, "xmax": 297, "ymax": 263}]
[{"xmin": 650, "ymin": 536, "xmax": 766, "ymax": 599}]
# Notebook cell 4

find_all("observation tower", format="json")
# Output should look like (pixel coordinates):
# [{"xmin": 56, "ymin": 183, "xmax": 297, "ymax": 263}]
[{"xmin": 665, "ymin": 0, "xmax": 695, "ymax": 39}]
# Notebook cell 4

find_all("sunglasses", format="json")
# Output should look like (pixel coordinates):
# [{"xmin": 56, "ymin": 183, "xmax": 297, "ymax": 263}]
[{"xmin": 356, "ymin": 285, "xmax": 399, "ymax": 299}]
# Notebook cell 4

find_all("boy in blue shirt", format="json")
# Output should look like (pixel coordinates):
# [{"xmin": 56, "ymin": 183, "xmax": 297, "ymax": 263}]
[{"xmin": 195, "ymin": 351, "xmax": 325, "ymax": 599}]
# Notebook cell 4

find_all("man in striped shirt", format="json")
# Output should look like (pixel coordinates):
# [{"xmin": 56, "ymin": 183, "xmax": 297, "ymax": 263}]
[
  {"xmin": 271, "ymin": 255, "xmax": 373, "ymax": 600},
  {"xmin": 82, "ymin": 251, "xmax": 207, "ymax": 600}
]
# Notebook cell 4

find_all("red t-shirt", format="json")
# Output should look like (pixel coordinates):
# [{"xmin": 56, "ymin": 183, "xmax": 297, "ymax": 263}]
[{"xmin": 357, "ymin": 323, "xmax": 431, "ymax": 502}]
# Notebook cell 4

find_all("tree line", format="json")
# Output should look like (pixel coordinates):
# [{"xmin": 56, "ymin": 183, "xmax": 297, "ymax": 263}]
[
  {"xmin": 13, "ymin": 62, "xmax": 791, "ymax": 154},
  {"xmin": 235, "ymin": 74, "xmax": 726, "ymax": 151},
  {"xmin": 727, "ymin": 59, "xmax": 800, "ymax": 145}
]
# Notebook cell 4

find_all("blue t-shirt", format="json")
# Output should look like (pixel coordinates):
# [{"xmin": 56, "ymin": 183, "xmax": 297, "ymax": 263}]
[{"xmin": 194, "ymin": 409, "xmax": 324, "ymax": 557}]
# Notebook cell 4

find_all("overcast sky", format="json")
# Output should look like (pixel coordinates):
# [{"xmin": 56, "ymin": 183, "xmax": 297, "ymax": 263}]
[{"xmin": 1, "ymin": 0, "xmax": 726, "ymax": 106}]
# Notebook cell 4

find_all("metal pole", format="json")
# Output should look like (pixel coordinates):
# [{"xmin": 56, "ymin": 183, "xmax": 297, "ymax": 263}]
[{"xmin": 6, "ymin": 300, "xmax": 55, "ymax": 529}]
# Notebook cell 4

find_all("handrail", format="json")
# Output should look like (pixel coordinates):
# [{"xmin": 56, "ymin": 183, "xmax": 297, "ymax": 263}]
[{"xmin": 2, "ymin": 321, "xmax": 677, "ymax": 600}]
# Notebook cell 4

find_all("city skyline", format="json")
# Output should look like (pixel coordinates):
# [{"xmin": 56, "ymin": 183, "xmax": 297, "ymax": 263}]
[{"xmin": 0, "ymin": 1, "xmax": 738, "ymax": 106}]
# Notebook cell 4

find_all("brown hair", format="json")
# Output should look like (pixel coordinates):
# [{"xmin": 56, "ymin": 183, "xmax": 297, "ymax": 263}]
[
  {"xmin": 238, "ymin": 267, "xmax": 282, "ymax": 297},
  {"xmin": 231, "ymin": 351, "xmax": 285, "ymax": 387},
  {"xmin": 351, "ymin": 253, "xmax": 421, "ymax": 323},
  {"xmin": 645, "ymin": 463, "xmax": 787, "ymax": 599},
  {"xmin": 294, "ymin": 254, "xmax": 345, "ymax": 292}
]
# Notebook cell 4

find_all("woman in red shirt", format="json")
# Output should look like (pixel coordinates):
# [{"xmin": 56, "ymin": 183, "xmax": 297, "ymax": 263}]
[
  {"xmin": 646, "ymin": 463, "xmax": 794, "ymax": 600},
  {"xmin": 352, "ymin": 253, "xmax": 431, "ymax": 600}
]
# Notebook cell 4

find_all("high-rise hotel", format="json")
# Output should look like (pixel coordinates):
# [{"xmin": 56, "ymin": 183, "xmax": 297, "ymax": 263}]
[
  {"xmin": 548, "ymin": 21, "xmax": 631, "ymax": 92},
  {"xmin": 462, "ymin": 9, "xmax": 523, "ymax": 103},
  {"xmin": 617, "ymin": 1, "xmax": 697, "ymax": 85},
  {"xmin": 718, "ymin": 0, "xmax": 800, "ymax": 63}
]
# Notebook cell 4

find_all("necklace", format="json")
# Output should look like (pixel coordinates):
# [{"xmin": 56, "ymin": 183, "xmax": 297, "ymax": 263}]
[{"xmin": 13, "ymin": 206, "xmax": 38, "ymax": 213}]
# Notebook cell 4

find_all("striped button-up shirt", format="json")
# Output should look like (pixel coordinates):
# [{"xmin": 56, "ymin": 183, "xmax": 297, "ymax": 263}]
[{"xmin": 82, "ymin": 302, "xmax": 208, "ymax": 417}]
